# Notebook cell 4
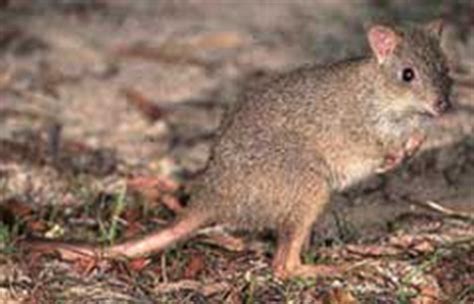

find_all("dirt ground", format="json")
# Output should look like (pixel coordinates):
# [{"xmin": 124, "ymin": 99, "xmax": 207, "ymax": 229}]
[{"xmin": 0, "ymin": 1, "xmax": 473, "ymax": 303}]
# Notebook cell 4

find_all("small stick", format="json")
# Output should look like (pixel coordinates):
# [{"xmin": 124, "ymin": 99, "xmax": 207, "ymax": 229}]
[
  {"xmin": 405, "ymin": 197, "xmax": 474, "ymax": 223},
  {"xmin": 161, "ymin": 253, "xmax": 168, "ymax": 283},
  {"xmin": 154, "ymin": 279, "xmax": 229, "ymax": 296},
  {"xmin": 423, "ymin": 200, "xmax": 474, "ymax": 220}
]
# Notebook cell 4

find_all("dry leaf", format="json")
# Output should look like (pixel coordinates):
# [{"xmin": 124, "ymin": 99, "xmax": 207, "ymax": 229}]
[
  {"xmin": 128, "ymin": 257, "xmax": 151, "ymax": 272},
  {"xmin": 324, "ymin": 287, "xmax": 359, "ymax": 304},
  {"xmin": 183, "ymin": 253, "xmax": 205, "ymax": 279}
]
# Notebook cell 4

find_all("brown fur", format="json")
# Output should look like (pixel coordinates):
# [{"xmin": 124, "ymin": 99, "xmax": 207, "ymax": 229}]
[{"xmin": 28, "ymin": 21, "xmax": 453, "ymax": 279}]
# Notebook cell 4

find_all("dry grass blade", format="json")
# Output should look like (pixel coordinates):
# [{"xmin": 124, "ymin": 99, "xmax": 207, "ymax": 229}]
[
  {"xmin": 154, "ymin": 279, "xmax": 229, "ymax": 296},
  {"xmin": 406, "ymin": 197, "xmax": 474, "ymax": 223}
]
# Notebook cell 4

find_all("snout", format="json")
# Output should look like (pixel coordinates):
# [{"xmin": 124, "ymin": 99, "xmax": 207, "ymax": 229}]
[
  {"xmin": 433, "ymin": 98, "xmax": 451, "ymax": 114},
  {"xmin": 428, "ymin": 97, "xmax": 451, "ymax": 117}
]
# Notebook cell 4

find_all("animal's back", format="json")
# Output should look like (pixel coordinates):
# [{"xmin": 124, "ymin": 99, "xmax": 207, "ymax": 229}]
[{"xmin": 188, "ymin": 58, "xmax": 380, "ymax": 229}]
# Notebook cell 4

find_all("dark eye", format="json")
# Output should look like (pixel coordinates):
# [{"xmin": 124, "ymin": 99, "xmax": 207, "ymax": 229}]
[{"xmin": 402, "ymin": 68, "xmax": 415, "ymax": 82}]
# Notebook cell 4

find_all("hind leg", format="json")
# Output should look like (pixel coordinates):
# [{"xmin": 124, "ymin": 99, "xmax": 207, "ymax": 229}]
[
  {"xmin": 272, "ymin": 186, "xmax": 342, "ymax": 280},
  {"xmin": 272, "ymin": 222, "xmax": 341, "ymax": 280}
]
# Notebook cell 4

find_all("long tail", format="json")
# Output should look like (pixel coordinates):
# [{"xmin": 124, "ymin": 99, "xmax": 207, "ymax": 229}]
[
  {"xmin": 104, "ymin": 211, "xmax": 209, "ymax": 258},
  {"xmin": 24, "ymin": 211, "xmax": 210, "ymax": 260}
]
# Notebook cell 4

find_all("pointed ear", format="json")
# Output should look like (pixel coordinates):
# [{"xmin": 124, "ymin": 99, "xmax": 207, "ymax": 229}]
[
  {"xmin": 424, "ymin": 19, "xmax": 444, "ymax": 39},
  {"xmin": 368, "ymin": 25, "xmax": 400, "ymax": 64}
]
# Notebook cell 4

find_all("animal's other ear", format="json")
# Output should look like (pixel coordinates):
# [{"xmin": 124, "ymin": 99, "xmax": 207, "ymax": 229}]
[
  {"xmin": 368, "ymin": 25, "xmax": 401, "ymax": 64},
  {"xmin": 423, "ymin": 19, "xmax": 444, "ymax": 39}
]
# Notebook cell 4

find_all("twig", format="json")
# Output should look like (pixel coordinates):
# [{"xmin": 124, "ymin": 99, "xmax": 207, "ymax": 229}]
[
  {"xmin": 122, "ymin": 87, "xmax": 167, "ymax": 122},
  {"xmin": 405, "ymin": 197, "xmax": 474, "ymax": 223},
  {"xmin": 424, "ymin": 200, "xmax": 473, "ymax": 219},
  {"xmin": 154, "ymin": 279, "xmax": 229, "ymax": 296},
  {"xmin": 161, "ymin": 253, "xmax": 168, "ymax": 283}
]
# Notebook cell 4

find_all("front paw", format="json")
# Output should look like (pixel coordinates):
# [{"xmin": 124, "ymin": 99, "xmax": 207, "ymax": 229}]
[
  {"xmin": 405, "ymin": 133, "xmax": 426, "ymax": 157},
  {"xmin": 376, "ymin": 151, "xmax": 406, "ymax": 173}
]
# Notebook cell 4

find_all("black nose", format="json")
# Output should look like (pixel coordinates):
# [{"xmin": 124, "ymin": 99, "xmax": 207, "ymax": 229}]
[{"xmin": 434, "ymin": 98, "xmax": 451, "ymax": 113}]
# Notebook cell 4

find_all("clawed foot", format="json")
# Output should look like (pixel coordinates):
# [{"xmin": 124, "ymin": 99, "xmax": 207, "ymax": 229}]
[
  {"xmin": 376, "ymin": 150, "xmax": 405, "ymax": 173},
  {"xmin": 404, "ymin": 133, "xmax": 426, "ymax": 157},
  {"xmin": 377, "ymin": 133, "xmax": 426, "ymax": 174}
]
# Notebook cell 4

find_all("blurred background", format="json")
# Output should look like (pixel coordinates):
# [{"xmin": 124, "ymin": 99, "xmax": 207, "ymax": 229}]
[{"xmin": 0, "ymin": 1, "xmax": 472, "ymax": 303}]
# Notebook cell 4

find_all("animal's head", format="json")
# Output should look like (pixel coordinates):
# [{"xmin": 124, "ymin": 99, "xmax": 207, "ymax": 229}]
[{"xmin": 367, "ymin": 20, "xmax": 453, "ymax": 118}]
